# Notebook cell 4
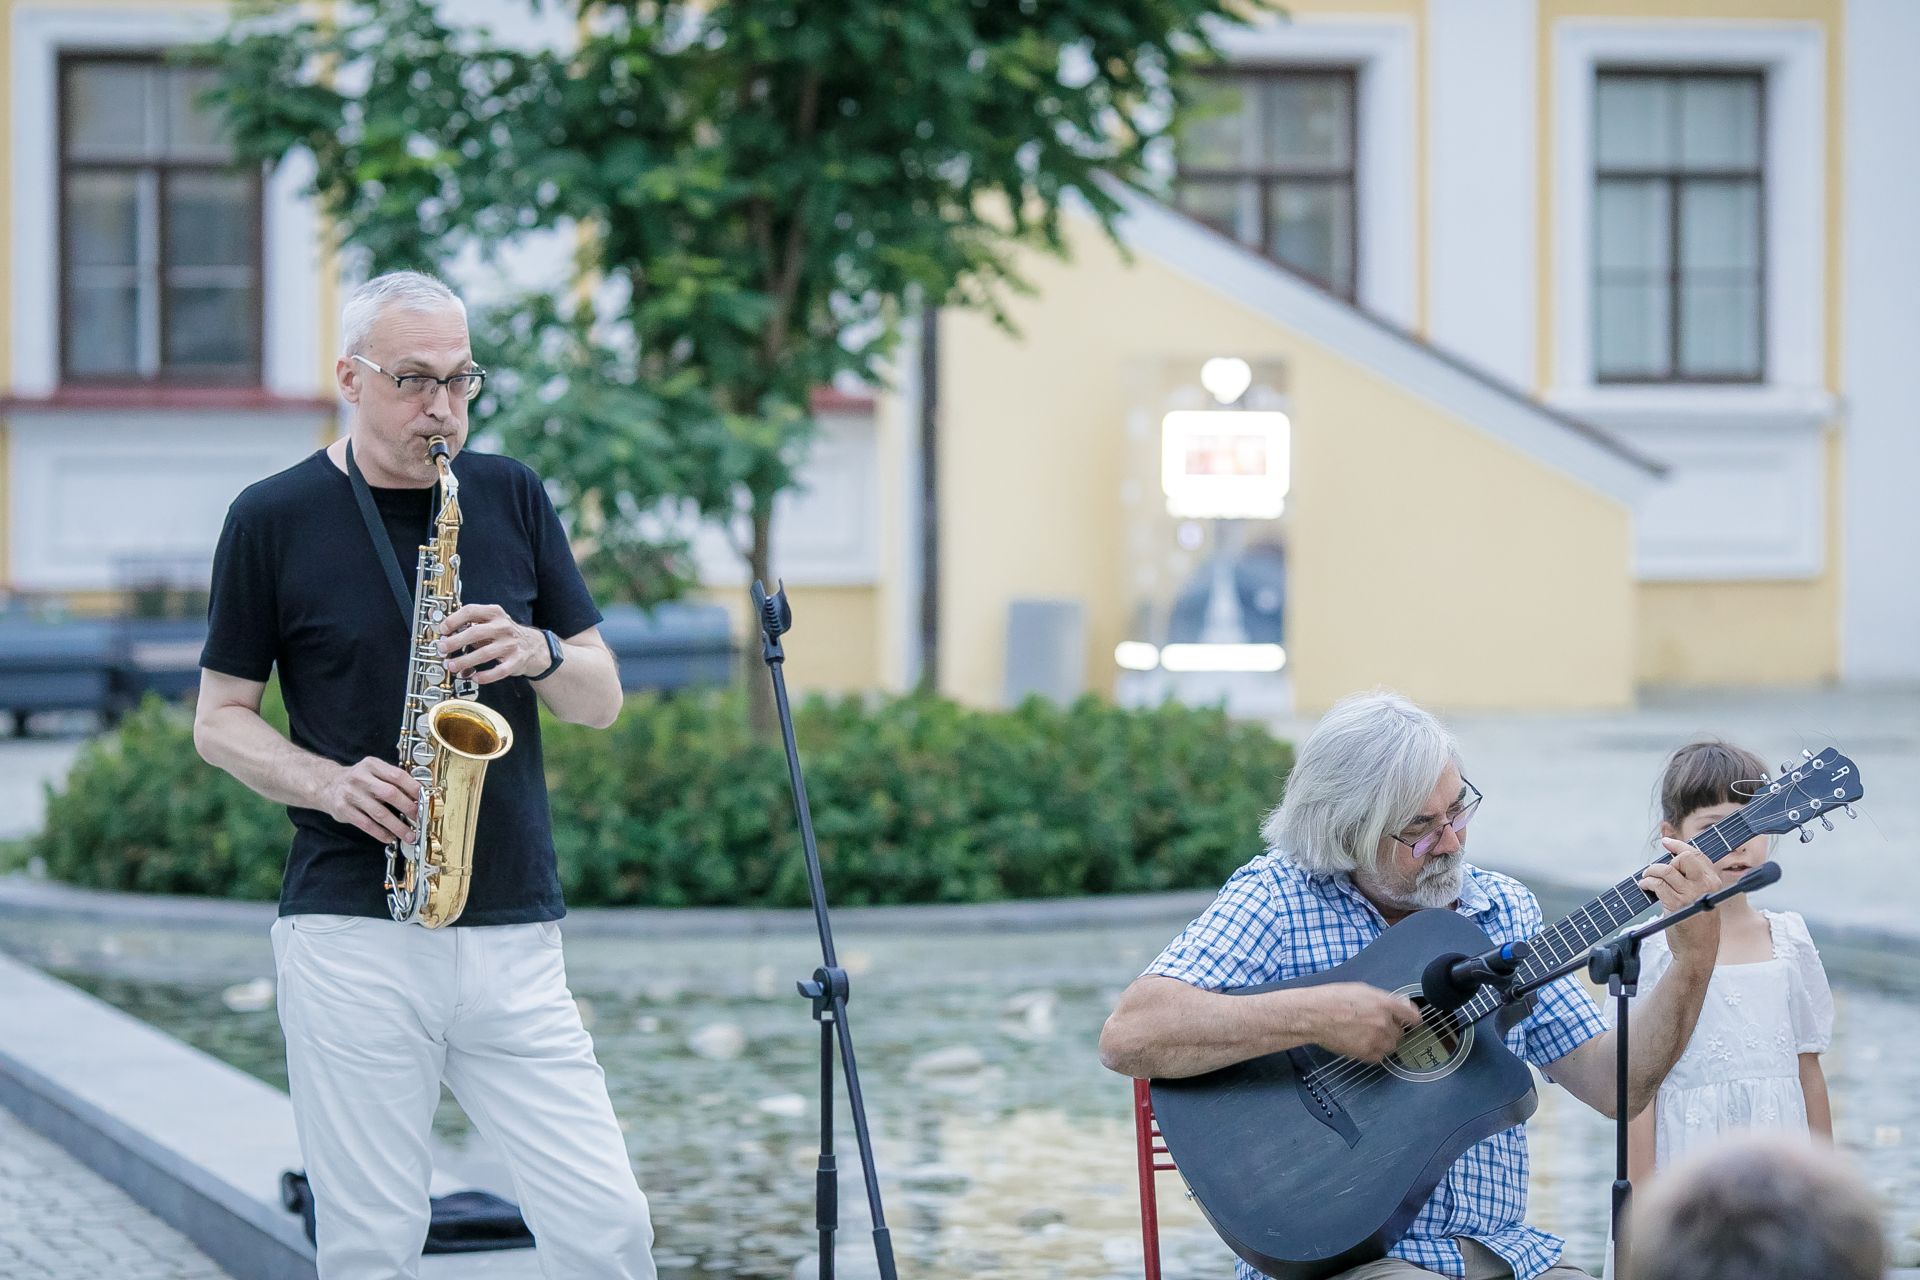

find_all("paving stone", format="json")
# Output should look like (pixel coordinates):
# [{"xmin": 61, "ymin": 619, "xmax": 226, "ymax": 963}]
[{"xmin": 0, "ymin": 1108, "xmax": 231, "ymax": 1279}]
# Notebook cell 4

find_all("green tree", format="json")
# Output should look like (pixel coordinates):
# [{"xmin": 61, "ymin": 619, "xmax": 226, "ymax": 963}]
[{"xmin": 206, "ymin": 0, "xmax": 1267, "ymax": 688}]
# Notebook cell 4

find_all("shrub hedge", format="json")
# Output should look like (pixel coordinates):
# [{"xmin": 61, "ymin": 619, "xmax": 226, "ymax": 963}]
[{"xmin": 30, "ymin": 689, "xmax": 1292, "ymax": 907}]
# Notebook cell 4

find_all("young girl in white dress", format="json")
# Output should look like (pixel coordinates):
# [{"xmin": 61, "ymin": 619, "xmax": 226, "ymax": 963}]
[{"xmin": 1625, "ymin": 739, "xmax": 1835, "ymax": 1184}]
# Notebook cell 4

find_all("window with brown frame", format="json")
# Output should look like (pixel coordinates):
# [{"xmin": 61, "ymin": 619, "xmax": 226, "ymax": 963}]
[
  {"xmin": 59, "ymin": 54, "xmax": 263, "ymax": 385},
  {"xmin": 1172, "ymin": 68, "xmax": 1358, "ymax": 299},
  {"xmin": 1593, "ymin": 69, "xmax": 1765, "ymax": 383}
]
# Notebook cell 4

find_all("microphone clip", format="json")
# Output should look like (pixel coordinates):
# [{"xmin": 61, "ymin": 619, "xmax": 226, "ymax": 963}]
[
  {"xmin": 1421, "ymin": 940, "xmax": 1530, "ymax": 1012},
  {"xmin": 751, "ymin": 579, "xmax": 793, "ymax": 662}
]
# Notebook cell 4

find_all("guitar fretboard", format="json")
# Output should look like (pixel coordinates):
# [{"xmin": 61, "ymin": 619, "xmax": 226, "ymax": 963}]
[{"xmin": 1452, "ymin": 810, "xmax": 1758, "ymax": 1024}]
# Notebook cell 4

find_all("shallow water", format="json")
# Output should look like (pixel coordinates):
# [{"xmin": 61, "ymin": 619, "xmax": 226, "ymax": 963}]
[{"xmin": 4, "ymin": 914, "xmax": 1916, "ymax": 1278}]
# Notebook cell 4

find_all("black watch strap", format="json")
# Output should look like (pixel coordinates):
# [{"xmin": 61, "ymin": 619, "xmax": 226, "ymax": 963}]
[{"xmin": 528, "ymin": 628, "xmax": 564, "ymax": 681}]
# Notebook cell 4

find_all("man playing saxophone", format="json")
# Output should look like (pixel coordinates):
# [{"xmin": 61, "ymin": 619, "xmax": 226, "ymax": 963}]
[{"xmin": 192, "ymin": 271, "xmax": 656, "ymax": 1279}]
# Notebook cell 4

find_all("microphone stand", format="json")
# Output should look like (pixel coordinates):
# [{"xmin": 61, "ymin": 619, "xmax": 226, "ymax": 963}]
[
  {"xmin": 1506, "ymin": 861, "xmax": 1782, "ymax": 1280},
  {"xmin": 751, "ymin": 580, "xmax": 899, "ymax": 1280}
]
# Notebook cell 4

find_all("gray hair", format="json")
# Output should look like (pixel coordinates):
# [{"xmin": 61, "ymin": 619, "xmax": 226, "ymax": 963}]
[
  {"xmin": 340, "ymin": 270, "xmax": 466, "ymax": 356},
  {"xmin": 1633, "ymin": 1135, "xmax": 1886, "ymax": 1280},
  {"xmin": 1261, "ymin": 690, "xmax": 1460, "ymax": 875}
]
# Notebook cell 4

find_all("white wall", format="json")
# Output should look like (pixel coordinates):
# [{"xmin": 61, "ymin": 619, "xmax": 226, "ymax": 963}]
[
  {"xmin": 7, "ymin": 412, "xmax": 322, "ymax": 591},
  {"xmin": 1840, "ymin": 0, "xmax": 1920, "ymax": 680},
  {"xmin": 1426, "ymin": 0, "xmax": 1536, "ymax": 390},
  {"xmin": 1544, "ymin": 18, "xmax": 1835, "ymax": 583}
]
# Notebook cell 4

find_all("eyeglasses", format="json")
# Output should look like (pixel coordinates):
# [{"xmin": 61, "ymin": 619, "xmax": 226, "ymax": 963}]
[
  {"xmin": 351, "ymin": 354, "xmax": 487, "ymax": 403},
  {"xmin": 1390, "ymin": 780, "xmax": 1483, "ymax": 858}
]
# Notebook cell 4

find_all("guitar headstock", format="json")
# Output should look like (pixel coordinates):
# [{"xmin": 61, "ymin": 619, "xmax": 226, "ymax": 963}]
[{"xmin": 1739, "ymin": 746, "xmax": 1864, "ymax": 843}]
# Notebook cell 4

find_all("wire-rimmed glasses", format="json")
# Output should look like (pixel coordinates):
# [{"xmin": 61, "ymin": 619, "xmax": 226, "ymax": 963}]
[{"xmin": 1390, "ymin": 780, "xmax": 1483, "ymax": 858}]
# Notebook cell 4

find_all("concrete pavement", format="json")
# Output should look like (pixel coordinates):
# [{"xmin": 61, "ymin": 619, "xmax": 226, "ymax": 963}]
[{"xmin": 0, "ymin": 1106, "xmax": 228, "ymax": 1280}]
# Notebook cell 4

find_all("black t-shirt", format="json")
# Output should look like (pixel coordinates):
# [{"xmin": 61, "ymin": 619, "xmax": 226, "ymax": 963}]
[{"xmin": 200, "ymin": 448, "xmax": 602, "ymax": 924}]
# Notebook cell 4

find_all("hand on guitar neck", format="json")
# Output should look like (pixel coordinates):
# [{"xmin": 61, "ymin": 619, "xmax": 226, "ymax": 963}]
[{"xmin": 1636, "ymin": 840, "xmax": 1723, "ymax": 975}]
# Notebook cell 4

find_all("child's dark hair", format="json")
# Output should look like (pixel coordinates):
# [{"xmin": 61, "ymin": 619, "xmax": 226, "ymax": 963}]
[{"xmin": 1658, "ymin": 739, "xmax": 1771, "ymax": 825}]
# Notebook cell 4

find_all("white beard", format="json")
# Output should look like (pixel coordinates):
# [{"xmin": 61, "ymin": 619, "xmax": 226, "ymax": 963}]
[
  {"xmin": 1408, "ymin": 855, "xmax": 1465, "ymax": 908},
  {"xmin": 1361, "ymin": 854, "xmax": 1466, "ymax": 913}
]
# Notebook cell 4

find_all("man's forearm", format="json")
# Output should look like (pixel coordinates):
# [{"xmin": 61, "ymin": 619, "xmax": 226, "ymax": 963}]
[
  {"xmin": 194, "ymin": 704, "xmax": 339, "ymax": 810},
  {"xmin": 1622, "ymin": 955, "xmax": 1714, "ymax": 1114},
  {"xmin": 529, "ymin": 640, "xmax": 623, "ymax": 728},
  {"xmin": 1101, "ymin": 979, "xmax": 1329, "ymax": 1079}
]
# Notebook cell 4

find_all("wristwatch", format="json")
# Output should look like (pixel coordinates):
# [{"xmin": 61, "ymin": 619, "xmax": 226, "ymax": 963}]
[{"xmin": 528, "ymin": 628, "xmax": 564, "ymax": 681}]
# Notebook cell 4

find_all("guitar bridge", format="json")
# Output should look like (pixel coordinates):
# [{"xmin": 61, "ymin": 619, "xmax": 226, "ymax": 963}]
[{"xmin": 1286, "ymin": 1047, "xmax": 1361, "ymax": 1148}]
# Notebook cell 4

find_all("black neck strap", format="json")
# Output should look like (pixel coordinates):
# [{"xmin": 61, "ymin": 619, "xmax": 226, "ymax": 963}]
[{"xmin": 344, "ymin": 440, "xmax": 418, "ymax": 630}]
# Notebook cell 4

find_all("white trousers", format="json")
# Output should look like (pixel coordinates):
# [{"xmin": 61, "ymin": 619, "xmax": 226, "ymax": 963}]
[{"xmin": 271, "ymin": 914, "xmax": 656, "ymax": 1280}]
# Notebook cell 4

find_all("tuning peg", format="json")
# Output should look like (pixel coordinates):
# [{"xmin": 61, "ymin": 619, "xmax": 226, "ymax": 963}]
[
  {"xmin": 1820, "ymin": 816, "xmax": 1834, "ymax": 831},
  {"xmin": 1803, "ymin": 749, "xmax": 1815, "ymax": 759},
  {"xmin": 1798, "ymin": 827, "xmax": 1815, "ymax": 843},
  {"xmin": 1844, "ymin": 805, "xmax": 1857, "ymax": 819},
  {"xmin": 1780, "ymin": 762, "xmax": 1794, "ymax": 774}
]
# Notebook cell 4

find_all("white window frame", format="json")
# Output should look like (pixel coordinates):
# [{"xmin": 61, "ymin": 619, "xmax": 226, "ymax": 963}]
[
  {"xmin": 1548, "ymin": 21, "xmax": 1833, "ymax": 582},
  {"xmin": 10, "ymin": 7, "xmax": 326, "ymax": 398},
  {"xmin": 1196, "ymin": 16, "xmax": 1419, "ymax": 330},
  {"xmin": 1548, "ymin": 20, "xmax": 1829, "ymax": 418}
]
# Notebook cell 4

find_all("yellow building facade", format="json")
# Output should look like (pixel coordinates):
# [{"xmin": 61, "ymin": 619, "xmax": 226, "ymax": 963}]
[{"xmin": 4, "ymin": 0, "xmax": 1915, "ymax": 716}]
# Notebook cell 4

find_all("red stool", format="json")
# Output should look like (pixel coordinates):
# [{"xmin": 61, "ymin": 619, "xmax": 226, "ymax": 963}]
[{"xmin": 1132, "ymin": 1077, "xmax": 1180, "ymax": 1280}]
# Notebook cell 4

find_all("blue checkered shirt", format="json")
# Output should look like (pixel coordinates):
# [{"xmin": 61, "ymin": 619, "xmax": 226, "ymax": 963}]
[{"xmin": 1146, "ymin": 852, "xmax": 1607, "ymax": 1280}]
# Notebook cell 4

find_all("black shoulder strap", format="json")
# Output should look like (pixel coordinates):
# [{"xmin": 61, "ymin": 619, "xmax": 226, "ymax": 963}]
[{"xmin": 344, "ymin": 440, "xmax": 417, "ymax": 630}]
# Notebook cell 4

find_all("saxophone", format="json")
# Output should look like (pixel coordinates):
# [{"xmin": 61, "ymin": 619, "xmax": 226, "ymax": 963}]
[{"xmin": 384, "ymin": 436, "xmax": 514, "ymax": 928}]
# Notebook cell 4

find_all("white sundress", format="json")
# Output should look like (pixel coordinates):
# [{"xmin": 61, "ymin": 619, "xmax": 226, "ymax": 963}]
[{"xmin": 1624, "ymin": 909, "xmax": 1834, "ymax": 1168}]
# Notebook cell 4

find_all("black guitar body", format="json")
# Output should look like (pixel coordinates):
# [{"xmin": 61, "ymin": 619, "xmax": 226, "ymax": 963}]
[{"xmin": 1149, "ymin": 909, "xmax": 1539, "ymax": 1280}]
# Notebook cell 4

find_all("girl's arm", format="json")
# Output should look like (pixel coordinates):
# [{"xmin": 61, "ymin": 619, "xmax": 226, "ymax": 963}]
[
  {"xmin": 1627, "ymin": 1097, "xmax": 1658, "ymax": 1185},
  {"xmin": 1800, "ymin": 1053, "xmax": 1832, "ymax": 1140}
]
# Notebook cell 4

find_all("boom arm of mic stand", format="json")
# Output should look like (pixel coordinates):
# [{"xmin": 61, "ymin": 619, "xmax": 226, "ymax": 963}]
[
  {"xmin": 751, "ymin": 580, "xmax": 900, "ymax": 1280},
  {"xmin": 1501, "ymin": 861, "xmax": 1780, "ymax": 1280}
]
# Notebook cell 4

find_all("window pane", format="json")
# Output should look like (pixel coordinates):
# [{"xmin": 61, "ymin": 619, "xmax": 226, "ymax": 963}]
[
  {"xmin": 1596, "ymin": 279, "xmax": 1670, "ymax": 379},
  {"xmin": 1596, "ymin": 76, "xmax": 1674, "ymax": 169},
  {"xmin": 1680, "ymin": 180, "xmax": 1760, "ymax": 272},
  {"xmin": 164, "ymin": 285, "xmax": 254, "ymax": 370},
  {"xmin": 1680, "ymin": 77, "xmax": 1761, "ymax": 169},
  {"xmin": 1175, "ymin": 179, "xmax": 1259, "ymax": 244},
  {"xmin": 165, "ymin": 173, "xmax": 253, "ymax": 266},
  {"xmin": 68, "ymin": 283, "xmax": 142, "ymax": 375},
  {"xmin": 1596, "ymin": 179, "xmax": 1670, "ymax": 272},
  {"xmin": 1680, "ymin": 279, "xmax": 1761, "ymax": 377},
  {"xmin": 65, "ymin": 62, "xmax": 154, "ymax": 159},
  {"xmin": 1178, "ymin": 78, "xmax": 1253, "ymax": 170},
  {"xmin": 162, "ymin": 66, "xmax": 234, "ymax": 161},
  {"xmin": 67, "ymin": 172, "xmax": 141, "ymax": 267},
  {"xmin": 1268, "ymin": 181, "xmax": 1352, "ymax": 294},
  {"xmin": 1262, "ymin": 75, "xmax": 1352, "ymax": 168}
]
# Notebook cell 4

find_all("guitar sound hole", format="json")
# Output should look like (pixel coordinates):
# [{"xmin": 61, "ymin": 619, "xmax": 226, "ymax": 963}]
[{"xmin": 1386, "ymin": 997, "xmax": 1468, "ymax": 1078}]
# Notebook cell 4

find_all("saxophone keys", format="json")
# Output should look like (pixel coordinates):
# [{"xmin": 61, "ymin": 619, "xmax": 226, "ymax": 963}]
[{"xmin": 411, "ymin": 741, "xmax": 435, "ymax": 766}]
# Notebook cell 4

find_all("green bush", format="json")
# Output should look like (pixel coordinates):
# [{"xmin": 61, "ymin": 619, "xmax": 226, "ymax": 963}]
[
  {"xmin": 33, "ymin": 688, "xmax": 294, "ymax": 899},
  {"xmin": 31, "ymin": 689, "xmax": 1292, "ymax": 907}
]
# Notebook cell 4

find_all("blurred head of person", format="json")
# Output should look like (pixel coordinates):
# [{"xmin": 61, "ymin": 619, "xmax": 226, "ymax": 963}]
[{"xmin": 1633, "ymin": 1134, "xmax": 1886, "ymax": 1280}]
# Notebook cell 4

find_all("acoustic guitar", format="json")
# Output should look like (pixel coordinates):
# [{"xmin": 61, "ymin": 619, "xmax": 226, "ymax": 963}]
[{"xmin": 1149, "ymin": 748, "xmax": 1864, "ymax": 1280}]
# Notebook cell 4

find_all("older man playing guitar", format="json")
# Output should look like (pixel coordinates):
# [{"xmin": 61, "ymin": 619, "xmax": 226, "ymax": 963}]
[{"xmin": 1100, "ymin": 690, "xmax": 1724, "ymax": 1280}]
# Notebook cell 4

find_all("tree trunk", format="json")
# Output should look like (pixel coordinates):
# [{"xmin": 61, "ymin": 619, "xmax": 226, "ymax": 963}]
[{"xmin": 743, "ymin": 510, "xmax": 778, "ymax": 736}]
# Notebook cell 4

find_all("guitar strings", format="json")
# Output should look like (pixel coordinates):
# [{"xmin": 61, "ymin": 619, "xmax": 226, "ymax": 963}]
[
  {"xmin": 1291, "ymin": 777, "xmax": 1824, "ymax": 1103},
  {"xmin": 1300, "ymin": 1002, "xmax": 1468, "ymax": 1097}
]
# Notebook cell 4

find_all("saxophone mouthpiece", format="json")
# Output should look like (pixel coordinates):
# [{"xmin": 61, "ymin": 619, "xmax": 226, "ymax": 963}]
[{"xmin": 427, "ymin": 436, "xmax": 451, "ymax": 463}]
